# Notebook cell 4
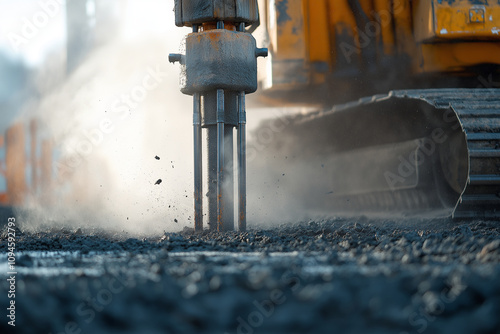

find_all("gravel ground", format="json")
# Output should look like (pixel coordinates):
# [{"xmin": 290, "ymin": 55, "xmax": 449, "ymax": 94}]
[{"xmin": 1, "ymin": 218, "xmax": 500, "ymax": 334}]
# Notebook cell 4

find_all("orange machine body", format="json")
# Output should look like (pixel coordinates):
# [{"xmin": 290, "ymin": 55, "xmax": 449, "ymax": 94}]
[{"xmin": 257, "ymin": 0, "xmax": 500, "ymax": 105}]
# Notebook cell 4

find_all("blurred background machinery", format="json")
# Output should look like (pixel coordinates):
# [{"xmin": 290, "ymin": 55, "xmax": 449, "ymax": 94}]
[
  {"xmin": 0, "ymin": 121, "xmax": 53, "ymax": 206},
  {"xmin": 256, "ymin": 0, "xmax": 500, "ymax": 104},
  {"xmin": 0, "ymin": 0, "xmax": 123, "ymax": 210}
]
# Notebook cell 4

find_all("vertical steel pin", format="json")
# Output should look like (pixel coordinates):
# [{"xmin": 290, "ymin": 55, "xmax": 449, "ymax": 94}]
[
  {"xmin": 193, "ymin": 92, "xmax": 203, "ymax": 232},
  {"xmin": 216, "ymin": 89, "xmax": 225, "ymax": 231},
  {"xmin": 237, "ymin": 92, "xmax": 247, "ymax": 232}
]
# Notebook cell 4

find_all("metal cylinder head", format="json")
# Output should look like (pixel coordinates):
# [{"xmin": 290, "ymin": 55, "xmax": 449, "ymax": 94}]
[
  {"xmin": 174, "ymin": 0, "xmax": 259, "ymax": 27},
  {"xmin": 180, "ymin": 29, "xmax": 259, "ymax": 95}
]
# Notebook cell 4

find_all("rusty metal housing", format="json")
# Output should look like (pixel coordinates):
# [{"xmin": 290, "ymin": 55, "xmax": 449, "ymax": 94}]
[{"xmin": 181, "ymin": 30, "xmax": 259, "ymax": 95}]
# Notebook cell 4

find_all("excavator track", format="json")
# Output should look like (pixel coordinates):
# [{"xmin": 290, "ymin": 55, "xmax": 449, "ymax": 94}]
[
  {"xmin": 401, "ymin": 89, "xmax": 500, "ymax": 218},
  {"xmin": 253, "ymin": 88, "xmax": 500, "ymax": 219}
]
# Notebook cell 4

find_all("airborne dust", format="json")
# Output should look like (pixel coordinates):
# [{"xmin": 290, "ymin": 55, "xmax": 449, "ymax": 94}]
[{"xmin": 9, "ymin": 0, "xmax": 305, "ymax": 235}]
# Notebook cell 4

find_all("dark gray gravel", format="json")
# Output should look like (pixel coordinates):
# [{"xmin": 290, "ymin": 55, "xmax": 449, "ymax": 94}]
[{"xmin": 1, "ymin": 218, "xmax": 500, "ymax": 334}]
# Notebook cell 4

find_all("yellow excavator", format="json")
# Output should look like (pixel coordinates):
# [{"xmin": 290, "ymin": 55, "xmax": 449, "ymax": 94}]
[
  {"xmin": 249, "ymin": 0, "xmax": 500, "ymax": 219},
  {"xmin": 171, "ymin": 0, "xmax": 499, "ymax": 232}
]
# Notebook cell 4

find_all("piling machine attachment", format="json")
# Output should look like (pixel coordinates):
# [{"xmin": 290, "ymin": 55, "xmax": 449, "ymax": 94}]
[{"xmin": 169, "ymin": 0, "xmax": 267, "ymax": 231}]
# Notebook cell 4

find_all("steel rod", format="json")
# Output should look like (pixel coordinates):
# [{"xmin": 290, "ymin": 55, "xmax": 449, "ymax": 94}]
[
  {"xmin": 223, "ymin": 125, "xmax": 234, "ymax": 231},
  {"xmin": 237, "ymin": 92, "xmax": 247, "ymax": 231},
  {"xmin": 216, "ymin": 89, "xmax": 225, "ymax": 231},
  {"xmin": 193, "ymin": 93, "xmax": 203, "ymax": 232},
  {"xmin": 207, "ymin": 126, "xmax": 218, "ymax": 230}
]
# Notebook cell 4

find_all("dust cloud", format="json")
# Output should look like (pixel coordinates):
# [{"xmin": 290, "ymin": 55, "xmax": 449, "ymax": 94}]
[
  {"xmin": 13, "ymin": 1, "xmax": 311, "ymax": 235},
  {"xmin": 18, "ymin": 1, "xmax": 197, "ymax": 235},
  {"xmin": 245, "ymin": 107, "xmax": 316, "ymax": 226}
]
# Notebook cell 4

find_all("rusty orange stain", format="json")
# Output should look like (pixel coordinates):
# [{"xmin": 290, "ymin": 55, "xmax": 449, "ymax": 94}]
[{"xmin": 202, "ymin": 22, "xmax": 236, "ymax": 31}]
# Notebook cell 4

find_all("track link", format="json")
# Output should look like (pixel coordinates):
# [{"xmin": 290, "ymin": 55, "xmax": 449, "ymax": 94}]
[{"xmin": 395, "ymin": 89, "xmax": 500, "ymax": 218}]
